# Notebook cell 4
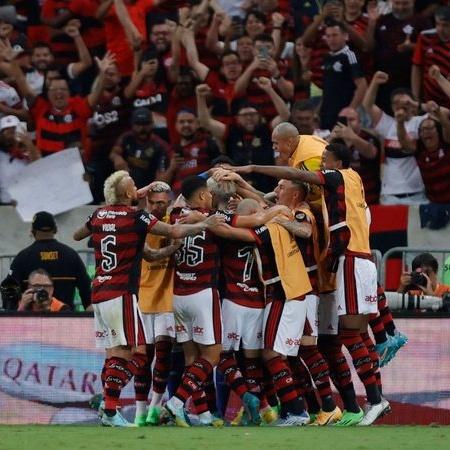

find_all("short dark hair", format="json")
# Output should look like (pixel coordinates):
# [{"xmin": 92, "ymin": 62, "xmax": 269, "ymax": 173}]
[
  {"xmin": 390, "ymin": 87, "xmax": 415, "ymax": 103},
  {"xmin": 435, "ymin": 6, "xmax": 450, "ymax": 22},
  {"xmin": 181, "ymin": 176, "xmax": 207, "ymax": 200},
  {"xmin": 221, "ymin": 50, "xmax": 240, "ymax": 62},
  {"xmin": 291, "ymin": 99, "xmax": 316, "ymax": 113},
  {"xmin": 244, "ymin": 9, "xmax": 267, "ymax": 26},
  {"xmin": 411, "ymin": 253, "xmax": 438, "ymax": 273},
  {"xmin": 326, "ymin": 142, "xmax": 351, "ymax": 168},
  {"xmin": 28, "ymin": 268, "xmax": 53, "ymax": 283},
  {"xmin": 32, "ymin": 42, "xmax": 52, "ymax": 52},
  {"xmin": 324, "ymin": 18, "xmax": 347, "ymax": 33}
]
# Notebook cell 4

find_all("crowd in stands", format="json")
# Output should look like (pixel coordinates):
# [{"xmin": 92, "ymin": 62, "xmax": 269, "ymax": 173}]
[{"xmin": 0, "ymin": 0, "xmax": 449, "ymax": 213}]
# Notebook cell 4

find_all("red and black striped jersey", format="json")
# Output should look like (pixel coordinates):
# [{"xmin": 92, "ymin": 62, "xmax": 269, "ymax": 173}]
[
  {"xmin": 218, "ymin": 212, "xmax": 264, "ymax": 308},
  {"xmin": 170, "ymin": 207, "xmax": 220, "ymax": 295},
  {"xmin": 86, "ymin": 205, "xmax": 158, "ymax": 303},
  {"xmin": 412, "ymin": 29, "xmax": 450, "ymax": 107},
  {"xmin": 306, "ymin": 28, "xmax": 328, "ymax": 89},
  {"xmin": 133, "ymin": 80, "xmax": 168, "ymax": 114},
  {"xmin": 31, "ymin": 96, "xmax": 92, "ymax": 157},
  {"xmin": 88, "ymin": 86, "xmax": 133, "ymax": 161}
]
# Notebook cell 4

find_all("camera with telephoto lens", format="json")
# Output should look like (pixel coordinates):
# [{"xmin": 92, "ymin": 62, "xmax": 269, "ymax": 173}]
[
  {"xmin": 34, "ymin": 288, "xmax": 50, "ymax": 303},
  {"xmin": 410, "ymin": 271, "xmax": 427, "ymax": 287}
]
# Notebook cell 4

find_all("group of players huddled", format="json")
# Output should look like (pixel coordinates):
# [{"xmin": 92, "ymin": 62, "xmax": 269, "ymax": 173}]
[{"xmin": 73, "ymin": 122, "xmax": 407, "ymax": 427}]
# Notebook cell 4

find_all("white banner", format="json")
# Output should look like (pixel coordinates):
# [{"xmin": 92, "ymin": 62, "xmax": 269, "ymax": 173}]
[{"xmin": 6, "ymin": 148, "xmax": 93, "ymax": 222}]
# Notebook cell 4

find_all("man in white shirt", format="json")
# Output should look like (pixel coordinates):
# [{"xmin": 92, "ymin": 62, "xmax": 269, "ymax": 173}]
[{"xmin": 363, "ymin": 71, "xmax": 427, "ymax": 205}]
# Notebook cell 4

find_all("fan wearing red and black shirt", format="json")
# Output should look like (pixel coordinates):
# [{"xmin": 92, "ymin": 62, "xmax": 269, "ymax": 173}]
[
  {"xmin": 170, "ymin": 109, "xmax": 221, "ymax": 193},
  {"xmin": 181, "ymin": 25, "xmax": 244, "ymax": 125},
  {"xmin": 412, "ymin": 6, "xmax": 450, "ymax": 108},
  {"xmin": 73, "ymin": 170, "xmax": 223, "ymax": 427},
  {"xmin": 5, "ymin": 51, "xmax": 116, "ymax": 159}
]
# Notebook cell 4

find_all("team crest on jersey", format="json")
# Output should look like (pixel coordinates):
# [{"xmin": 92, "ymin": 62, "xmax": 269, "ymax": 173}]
[
  {"xmin": 64, "ymin": 114, "xmax": 73, "ymax": 123},
  {"xmin": 252, "ymin": 137, "xmax": 261, "ymax": 147},
  {"xmin": 112, "ymin": 96, "xmax": 121, "ymax": 106},
  {"xmin": 332, "ymin": 61, "xmax": 343, "ymax": 72},
  {"xmin": 190, "ymin": 147, "xmax": 200, "ymax": 158},
  {"xmin": 144, "ymin": 146, "xmax": 155, "ymax": 158},
  {"xmin": 403, "ymin": 24, "xmax": 413, "ymax": 35}
]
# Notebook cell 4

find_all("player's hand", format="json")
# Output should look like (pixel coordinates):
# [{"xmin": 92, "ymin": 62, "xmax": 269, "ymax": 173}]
[
  {"xmin": 179, "ymin": 210, "xmax": 208, "ymax": 224},
  {"xmin": 231, "ymin": 165, "xmax": 254, "ymax": 175},
  {"xmin": 372, "ymin": 71, "xmax": 389, "ymax": 85},
  {"xmin": 196, "ymin": 84, "xmax": 212, "ymax": 97},
  {"xmin": 204, "ymin": 213, "xmax": 226, "ymax": 228},
  {"xmin": 227, "ymin": 196, "xmax": 241, "ymax": 211}
]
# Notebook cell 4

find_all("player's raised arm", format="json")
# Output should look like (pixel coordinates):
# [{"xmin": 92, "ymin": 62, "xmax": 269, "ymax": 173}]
[
  {"xmin": 142, "ymin": 240, "xmax": 182, "ymax": 262},
  {"xmin": 232, "ymin": 164, "xmax": 324, "ymax": 185},
  {"xmin": 150, "ymin": 214, "xmax": 225, "ymax": 239},
  {"xmin": 73, "ymin": 225, "xmax": 92, "ymax": 241}
]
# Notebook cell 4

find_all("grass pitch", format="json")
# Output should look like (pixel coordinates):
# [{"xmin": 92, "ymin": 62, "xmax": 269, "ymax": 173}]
[{"xmin": 1, "ymin": 426, "xmax": 450, "ymax": 450}]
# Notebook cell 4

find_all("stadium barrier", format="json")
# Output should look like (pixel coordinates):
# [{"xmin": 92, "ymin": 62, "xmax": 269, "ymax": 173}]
[{"xmin": 0, "ymin": 313, "xmax": 449, "ymax": 425}]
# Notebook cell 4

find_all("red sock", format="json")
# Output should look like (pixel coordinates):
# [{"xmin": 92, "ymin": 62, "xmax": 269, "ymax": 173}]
[
  {"xmin": 378, "ymin": 286, "xmax": 396, "ymax": 335},
  {"xmin": 192, "ymin": 389, "xmax": 209, "ymax": 414},
  {"xmin": 243, "ymin": 358, "xmax": 264, "ymax": 395},
  {"xmin": 153, "ymin": 340, "xmax": 172, "ymax": 394},
  {"xmin": 104, "ymin": 357, "xmax": 133, "ymax": 411},
  {"xmin": 218, "ymin": 353, "xmax": 248, "ymax": 398},
  {"xmin": 134, "ymin": 347, "xmax": 153, "ymax": 402},
  {"xmin": 287, "ymin": 356, "xmax": 320, "ymax": 414},
  {"xmin": 175, "ymin": 358, "xmax": 213, "ymax": 404},
  {"xmin": 340, "ymin": 329, "xmax": 380, "ymax": 405},
  {"xmin": 361, "ymin": 331, "xmax": 382, "ymax": 395},
  {"xmin": 369, "ymin": 313, "xmax": 388, "ymax": 344},
  {"xmin": 101, "ymin": 358, "xmax": 110, "ymax": 390},
  {"xmin": 262, "ymin": 367, "xmax": 278, "ymax": 407},
  {"xmin": 298, "ymin": 345, "xmax": 333, "ymax": 402},
  {"xmin": 265, "ymin": 356, "xmax": 303, "ymax": 407}
]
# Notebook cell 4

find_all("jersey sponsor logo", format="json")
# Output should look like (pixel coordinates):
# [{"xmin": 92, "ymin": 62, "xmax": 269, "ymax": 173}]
[
  {"xmin": 97, "ymin": 210, "xmax": 128, "ymax": 219},
  {"xmin": 175, "ymin": 271, "xmax": 197, "ymax": 281},
  {"xmin": 285, "ymin": 337, "xmax": 301, "ymax": 346},
  {"xmin": 97, "ymin": 275, "xmax": 112, "ymax": 283},
  {"xmin": 257, "ymin": 331, "xmax": 262, "ymax": 339},
  {"xmin": 227, "ymin": 332, "xmax": 240, "ymax": 341},
  {"xmin": 176, "ymin": 324, "xmax": 186, "ymax": 333},
  {"xmin": 133, "ymin": 94, "xmax": 163, "ymax": 108},
  {"xmin": 236, "ymin": 282, "xmax": 259, "ymax": 293},
  {"xmin": 365, "ymin": 294, "xmax": 377, "ymax": 303},
  {"xmin": 91, "ymin": 110, "xmax": 119, "ymax": 128},
  {"xmin": 193, "ymin": 326, "xmax": 204, "ymax": 335}
]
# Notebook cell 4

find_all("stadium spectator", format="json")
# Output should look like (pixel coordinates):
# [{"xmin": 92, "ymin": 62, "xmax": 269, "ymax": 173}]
[
  {"xmin": 397, "ymin": 252, "xmax": 450, "ymax": 297},
  {"xmin": 0, "ymin": 115, "xmax": 40, "ymax": 204},
  {"xmin": 109, "ymin": 107, "xmax": 173, "ymax": 188},
  {"xmin": 330, "ymin": 106, "xmax": 381, "ymax": 205},
  {"xmin": 396, "ymin": 104, "xmax": 450, "ymax": 205},
  {"xmin": 8, "ymin": 211, "xmax": 91, "ymax": 310},
  {"xmin": 319, "ymin": 20, "xmax": 367, "ymax": 129},
  {"xmin": 170, "ymin": 108, "xmax": 221, "ymax": 193},
  {"xmin": 289, "ymin": 99, "xmax": 330, "ymax": 139},
  {"xmin": 369, "ymin": 0, "xmax": 430, "ymax": 112},
  {"xmin": 17, "ymin": 268, "xmax": 70, "ymax": 312},
  {"xmin": 412, "ymin": 6, "xmax": 450, "ymax": 108},
  {"xmin": 196, "ymin": 80, "xmax": 287, "ymax": 191},
  {"xmin": 24, "ymin": 22, "xmax": 93, "ymax": 96},
  {"xmin": 363, "ymin": 71, "xmax": 427, "ymax": 205}
]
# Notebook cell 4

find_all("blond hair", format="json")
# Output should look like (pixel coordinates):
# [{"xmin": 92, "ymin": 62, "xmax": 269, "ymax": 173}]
[
  {"xmin": 103, "ymin": 170, "xmax": 129, "ymax": 205},
  {"xmin": 147, "ymin": 181, "xmax": 171, "ymax": 193},
  {"xmin": 207, "ymin": 177, "xmax": 236, "ymax": 203}
]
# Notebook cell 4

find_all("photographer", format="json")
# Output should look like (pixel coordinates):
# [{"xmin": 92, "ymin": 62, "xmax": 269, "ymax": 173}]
[
  {"xmin": 397, "ymin": 253, "xmax": 450, "ymax": 297},
  {"xmin": 17, "ymin": 269, "xmax": 69, "ymax": 313}
]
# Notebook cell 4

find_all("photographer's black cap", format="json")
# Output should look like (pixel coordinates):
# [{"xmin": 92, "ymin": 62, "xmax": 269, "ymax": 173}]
[{"xmin": 32, "ymin": 211, "xmax": 56, "ymax": 232}]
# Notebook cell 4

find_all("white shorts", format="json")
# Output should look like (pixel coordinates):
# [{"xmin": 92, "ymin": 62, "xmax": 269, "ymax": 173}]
[
  {"xmin": 335, "ymin": 255, "xmax": 378, "ymax": 316},
  {"xmin": 222, "ymin": 299, "xmax": 264, "ymax": 351},
  {"xmin": 263, "ymin": 299, "xmax": 306, "ymax": 357},
  {"xmin": 93, "ymin": 294, "xmax": 147, "ymax": 349},
  {"xmin": 318, "ymin": 292, "xmax": 338, "ymax": 336},
  {"xmin": 173, "ymin": 288, "xmax": 222, "ymax": 345},
  {"xmin": 303, "ymin": 294, "xmax": 319, "ymax": 337},
  {"xmin": 141, "ymin": 312, "xmax": 176, "ymax": 344}
]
